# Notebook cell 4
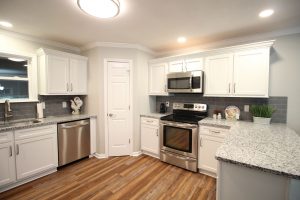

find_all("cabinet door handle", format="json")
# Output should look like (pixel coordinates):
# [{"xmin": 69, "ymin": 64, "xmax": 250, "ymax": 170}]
[
  {"xmin": 199, "ymin": 137, "xmax": 202, "ymax": 147},
  {"xmin": 16, "ymin": 144, "xmax": 19, "ymax": 155},
  {"xmin": 164, "ymin": 84, "xmax": 167, "ymax": 92},
  {"xmin": 71, "ymin": 83, "xmax": 73, "ymax": 91},
  {"xmin": 67, "ymin": 83, "xmax": 69, "ymax": 92},
  {"xmin": 228, "ymin": 83, "xmax": 231, "ymax": 93},
  {"xmin": 156, "ymin": 129, "xmax": 159, "ymax": 136},
  {"xmin": 234, "ymin": 83, "xmax": 236, "ymax": 93},
  {"xmin": 9, "ymin": 146, "xmax": 12, "ymax": 157}
]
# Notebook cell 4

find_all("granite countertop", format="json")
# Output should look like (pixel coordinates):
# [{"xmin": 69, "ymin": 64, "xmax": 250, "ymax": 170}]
[
  {"xmin": 140, "ymin": 112, "xmax": 170, "ymax": 119},
  {"xmin": 199, "ymin": 118, "xmax": 300, "ymax": 180},
  {"xmin": 0, "ymin": 114, "xmax": 97, "ymax": 132}
]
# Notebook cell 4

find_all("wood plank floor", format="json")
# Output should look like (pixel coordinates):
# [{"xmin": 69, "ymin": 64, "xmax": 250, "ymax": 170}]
[{"xmin": 0, "ymin": 155, "xmax": 216, "ymax": 200}]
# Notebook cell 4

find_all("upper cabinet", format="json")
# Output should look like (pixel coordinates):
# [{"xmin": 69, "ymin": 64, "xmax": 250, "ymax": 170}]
[
  {"xmin": 169, "ymin": 58, "xmax": 203, "ymax": 73},
  {"xmin": 204, "ymin": 45, "xmax": 272, "ymax": 98},
  {"xmin": 37, "ymin": 48, "xmax": 88, "ymax": 95},
  {"xmin": 148, "ymin": 62, "xmax": 168, "ymax": 95}
]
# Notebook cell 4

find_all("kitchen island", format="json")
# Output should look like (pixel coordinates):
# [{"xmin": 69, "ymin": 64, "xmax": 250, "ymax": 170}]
[{"xmin": 199, "ymin": 118, "xmax": 300, "ymax": 200}]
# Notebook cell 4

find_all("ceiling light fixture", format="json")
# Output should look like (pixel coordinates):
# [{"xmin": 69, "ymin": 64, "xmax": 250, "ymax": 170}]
[
  {"xmin": 259, "ymin": 9, "xmax": 274, "ymax": 18},
  {"xmin": 177, "ymin": 37, "xmax": 187, "ymax": 43},
  {"xmin": 0, "ymin": 21, "xmax": 13, "ymax": 28},
  {"xmin": 77, "ymin": 0, "xmax": 120, "ymax": 19},
  {"xmin": 8, "ymin": 58, "xmax": 26, "ymax": 62}
]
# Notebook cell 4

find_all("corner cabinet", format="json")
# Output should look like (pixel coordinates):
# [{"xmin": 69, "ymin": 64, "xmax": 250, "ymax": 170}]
[
  {"xmin": 141, "ymin": 117, "xmax": 159, "ymax": 158},
  {"xmin": 37, "ymin": 48, "xmax": 88, "ymax": 95},
  {"xmin": 148, "ymin": 63, "xmax": 168, "ymax": 95},
  {"xmin": 204, "ymin": 46, "xmax": 271, "ymax": 98}
]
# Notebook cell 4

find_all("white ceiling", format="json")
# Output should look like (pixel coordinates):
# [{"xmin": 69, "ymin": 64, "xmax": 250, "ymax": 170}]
[{"xmin": 1, "ymin": 0, "xmax": 300, "ymax": 54}]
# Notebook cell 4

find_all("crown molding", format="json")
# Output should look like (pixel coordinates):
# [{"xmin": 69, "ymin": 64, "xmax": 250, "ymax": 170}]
[
  {"xmin": 0, "ymin": 28, "xmax": 81, "ymax": 53},
  {"xmin": 158, "ymin": 26, "xmax": 300, "ymax": 57},
  {"xmin": 81, "ymin": 42, "xmax": 156, "ymax": 55}
]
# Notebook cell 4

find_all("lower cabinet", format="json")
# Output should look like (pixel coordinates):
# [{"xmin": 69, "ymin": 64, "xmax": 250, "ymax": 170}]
[
  {"xmin": 0, "ymin": 133, "xmax": 16, "ymax": 187},
  {"xmin": 141, "ymin": 117, "xmax": 159, "ymax": 158},
  {"xmin": 0, "ymin": 125, "xmax": 58, "ymax": 190},
  {"xmin": 198, "ymin": 126, "xmax": 228, "ymax": 177}
]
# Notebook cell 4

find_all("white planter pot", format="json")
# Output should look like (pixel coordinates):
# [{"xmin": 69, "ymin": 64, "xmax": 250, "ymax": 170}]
[{"xmin": 253, "ymin": 117, "xmax": 271, "ymax": 125}]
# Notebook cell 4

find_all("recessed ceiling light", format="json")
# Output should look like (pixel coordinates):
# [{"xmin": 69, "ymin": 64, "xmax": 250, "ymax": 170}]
[
  {"xmin": 259, "ymin": 9, "xmax": 274, "ymax": 18},
  {"xmin": 77, "ymin": 0, "xmax": 120, "ymax": 19},
  {"xmin": 177, "ymin": 37, "xmax": 187, "ymax": 43},
  {"xmin": 0, "ymin": 21, "xmax": 13, "ymax": 28},
  {"xmin": 8, "ymin": 58, "xmax": 26, "ymax": 62}
]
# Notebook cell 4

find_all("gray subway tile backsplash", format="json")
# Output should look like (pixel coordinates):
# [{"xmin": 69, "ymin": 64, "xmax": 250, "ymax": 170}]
[
  {"xmin": 0, "ymin": 95, "xmax": 86, "ymax": 121},
  {"xmin": 156, "ymin": 94, "xmax": 287, "ymax": 123}
]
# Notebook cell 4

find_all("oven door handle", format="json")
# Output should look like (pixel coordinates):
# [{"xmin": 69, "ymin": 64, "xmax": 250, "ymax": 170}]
[{"xmin": 160, "ymin": 122, "xmax": 198, "ymax": 129}]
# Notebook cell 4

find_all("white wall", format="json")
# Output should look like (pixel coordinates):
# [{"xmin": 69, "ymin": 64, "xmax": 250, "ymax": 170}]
[{"xmin": 82, "ymin": 47, "xmax": 154, "ymax": 154}]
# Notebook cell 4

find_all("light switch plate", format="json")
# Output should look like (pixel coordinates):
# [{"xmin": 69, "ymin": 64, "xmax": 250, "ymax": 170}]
[
  {"xmin": 166, "ymin": 101, "xmax": 170, "ymax": 107},
  {"xmin": 244, "ymin": 105, "xmax": 250, "ymax": 112},
  {"xmin": 62, "ymin": 101, "xmax": 67, "ymax": 108}
]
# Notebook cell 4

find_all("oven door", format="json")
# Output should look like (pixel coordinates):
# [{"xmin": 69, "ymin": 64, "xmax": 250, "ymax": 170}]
[{"xmin": 160, "ymin": 121, "xmax": 198, "ymax": 159}]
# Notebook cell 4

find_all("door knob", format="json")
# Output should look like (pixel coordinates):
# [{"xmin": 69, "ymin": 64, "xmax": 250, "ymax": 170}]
[{"xmin": 108, "ymin": 113, "xmax": 114, "ymax": 117}]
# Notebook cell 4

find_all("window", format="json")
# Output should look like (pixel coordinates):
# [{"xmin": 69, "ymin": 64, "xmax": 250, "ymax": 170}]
[{"xmin": 0, "ymin": 51, "xmax": 38, "ymax": 102}]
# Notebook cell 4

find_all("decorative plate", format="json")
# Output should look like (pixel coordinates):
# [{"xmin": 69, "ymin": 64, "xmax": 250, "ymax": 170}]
[{"xmin": 225, "ymin": 106, "xmax": 240, "ymax": 120}]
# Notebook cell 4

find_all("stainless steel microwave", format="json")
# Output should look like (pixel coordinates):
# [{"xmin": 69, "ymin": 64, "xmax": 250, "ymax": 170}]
[{"xmin": 167, "ymin": 71, "xmax": 204, "ymax": 93}]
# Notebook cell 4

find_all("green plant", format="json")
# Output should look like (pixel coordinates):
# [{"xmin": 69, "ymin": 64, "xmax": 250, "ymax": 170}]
[{"xmin": 250, "ymin": 105, "xmax": 275, "ymax": 118}]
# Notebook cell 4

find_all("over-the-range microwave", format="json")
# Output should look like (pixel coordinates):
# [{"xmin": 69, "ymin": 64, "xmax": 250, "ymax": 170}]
[{"xmin": 167, "ymin": 71, "xmax": 204, "ymax": 93}]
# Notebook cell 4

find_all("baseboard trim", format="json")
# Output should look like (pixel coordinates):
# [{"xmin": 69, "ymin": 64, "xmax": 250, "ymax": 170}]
[
  {"xmin": 131, "ymin": 151, "xmax": 142, "ymax": 157},
  {"xmin": 94, "ymin": 153, "xmax": 108, "ymax": 159}
]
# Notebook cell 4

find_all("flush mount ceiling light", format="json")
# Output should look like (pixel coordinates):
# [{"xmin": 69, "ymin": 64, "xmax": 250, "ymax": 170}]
[
  {"xmin": 177, "ymin": 37, "xmax": 187, "ymax": 43},
  {"xmin": 77, "ymin": 0, "xmax": 120, "ymax": 19},
  {"xmin": 0, "ymin": 21, "xmax": 13, "ymax": 28},
  {"xmin": 259, "ymin": 9, "xmax": 274, "ymax": 18},
  {"xmin": 8, "ymin": 58, "xmax": 26, "ymax": 62}
]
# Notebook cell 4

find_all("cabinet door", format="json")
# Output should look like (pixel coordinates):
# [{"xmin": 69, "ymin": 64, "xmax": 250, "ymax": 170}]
[
  {"xmin": 204, "ymin": 54, "xmax": 233, "ymax": 96},
  {"xmin": 47, "ymin": 54, "xmax": 69, "ymax": 94},
  {"xmin": 0, "ymin": 142, "xmax": 16, "ymax": 187},
  {"xmin": 185, "ymin": 58, "xmax": 203, "ymax": 71},
  {"xmin": 148, "ymin": 63, "xmax": 168, "ymax": 95},
  {"xmin": 233, "ymin": 48, "xmax": 269, "ymax": 97},
  {"xmin": 169, "ymin": 60, "xmax": 184, "ymax": 72},
  {"xmin": 69, "ymin": 58, "xmax": 88, "ymax": 94},
  {"xmin": 15, "ymin": 134, "xmax": 58, "ymax": 180},
  {"xmin": 198, "ymin": 136, "xmax": 223, "ymax": 173},
  {"xmin": 141, "ymin": 124, "xmax": 159, "ymax": 156}
]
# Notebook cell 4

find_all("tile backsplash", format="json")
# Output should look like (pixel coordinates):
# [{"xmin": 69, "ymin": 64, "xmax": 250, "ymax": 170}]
[
  {"xmin": 156, "ymin": 94, "xmax": 287, "ymax": 123},
  {"xmin": 0, "ymin": 95, "xmax": 86, "ymax": 121}
]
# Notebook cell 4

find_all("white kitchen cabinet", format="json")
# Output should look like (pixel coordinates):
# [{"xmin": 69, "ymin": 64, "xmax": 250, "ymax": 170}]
[
  {"xmin": 169, "ymin": 58, "xmax": 203, "ymax": 73},
  {"xmin": 148, "ymin": 63, "xmax": 168, "ymax": 95},
  {"xmin": 0, "ymin": 132, "xmax": 16, "ymax": 187},
  {"xmin": 233, "ymin": 48, "xmax": 269, "ymax": 97},
  {"xmin": 198, "ymin": 126, "xmax": 228, "ymax": 177},
  {"xmin": 37, "ymin": 48, "xmax": 88, "ymax": 95},
  {"xmin": 204, "ymin": 54, "xmax": 233, "ymax": 96},
  {"xmin": 14, "ymin": 125, "xmax": 58, "ymax": 180},
  {"xmin": 204, "ymin": 47, "xmax": 271, "ymax": 97},
  {"xmin": 141, "ymin": 117, "xmax": 159, "ymax": 158}
]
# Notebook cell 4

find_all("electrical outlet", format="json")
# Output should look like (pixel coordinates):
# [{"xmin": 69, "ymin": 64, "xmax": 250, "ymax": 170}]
[
  {"xmin": 62, "ymin": 101, "xmax": 67, "ymax": 108},
  {"xmin": 41, "ymin": 102, "xmax": 46, "ymax": 109},
  {"xmin": 244, "ymin": 105, "xmax": 250, "ymax": 112},
  {"xmin": 166, "ymin": 101, "xmax": 170, "ymax": 107}
]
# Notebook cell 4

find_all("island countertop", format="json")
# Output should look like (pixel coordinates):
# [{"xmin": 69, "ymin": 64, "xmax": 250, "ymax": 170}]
[{"xmin": 199, "ymin": 118, "xmax": 300, "ymax": 180}]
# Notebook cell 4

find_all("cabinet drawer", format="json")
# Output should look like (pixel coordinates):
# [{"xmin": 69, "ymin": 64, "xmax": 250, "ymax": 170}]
[
  {"xmin": 15, "ymin": 125, "xmax": 57, "ymax": 140},
  {"xmin": 0, "ymin": 132, "xmax": 13, "ymax": 144},
  {"xmin": 199, "ymin": 126, "xmax": 229, "ymax": 138},
  {"xmin": 141, "ymin": 117, "xmax": 159, "ymax": 126}
]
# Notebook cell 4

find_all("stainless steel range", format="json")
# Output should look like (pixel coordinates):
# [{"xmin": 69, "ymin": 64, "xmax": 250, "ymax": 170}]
[{"xmin": 160, "ymin": 102, "xmax": 208, "ymax": 172}]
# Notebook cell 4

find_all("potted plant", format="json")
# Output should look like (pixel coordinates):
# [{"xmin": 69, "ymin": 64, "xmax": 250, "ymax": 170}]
[{"xmin": 250, "ymin": 105, "xmax": 275, "ymax": 125}]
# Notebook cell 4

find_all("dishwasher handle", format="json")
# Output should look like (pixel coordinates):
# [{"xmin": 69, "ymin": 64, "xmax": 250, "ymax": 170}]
[{"xmin": 60, "ymin": 122, "xmax": 89, "ymax": 129}]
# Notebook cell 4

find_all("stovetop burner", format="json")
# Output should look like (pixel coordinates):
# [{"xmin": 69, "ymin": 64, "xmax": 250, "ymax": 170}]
[{"xmin": 160, "ymin": 102, "xmax": 208, "ymax": 124}]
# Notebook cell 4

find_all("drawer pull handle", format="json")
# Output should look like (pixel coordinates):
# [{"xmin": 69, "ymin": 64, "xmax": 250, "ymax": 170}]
[
  {"xmin": 146, "ymin": 120, "xmax": 154, "ymax": 123},
  {"xmin": 211, "ymin": 130, "xmax": 220, "ymax": 134}
]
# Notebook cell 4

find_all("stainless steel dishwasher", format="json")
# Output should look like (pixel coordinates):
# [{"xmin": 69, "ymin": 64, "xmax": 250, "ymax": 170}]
[{"xmin": 57, "ymin": 119, "xmax": 90, "ymax": 166}]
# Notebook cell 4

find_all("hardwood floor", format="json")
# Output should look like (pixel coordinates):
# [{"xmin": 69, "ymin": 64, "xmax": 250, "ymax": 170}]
[{"xmin": 0, "ymin": 155, "xmax": 216, "ymax": 200}]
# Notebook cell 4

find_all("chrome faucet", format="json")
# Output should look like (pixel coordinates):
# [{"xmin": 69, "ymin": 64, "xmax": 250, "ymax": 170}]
[{"xmin": 4, "ymin": 100, "xmax": 13, "ymax": 122}]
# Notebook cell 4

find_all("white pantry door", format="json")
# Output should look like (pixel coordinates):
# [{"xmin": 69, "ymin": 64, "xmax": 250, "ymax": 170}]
[{"xmin": 107, "ymin": 61, "xmax": 131, "ymax": 156}]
